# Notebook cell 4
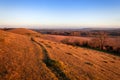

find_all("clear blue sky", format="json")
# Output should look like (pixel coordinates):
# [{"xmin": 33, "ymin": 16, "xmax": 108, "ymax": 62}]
[{"xmin": 0, "ymin": 0, "xmax": 120, "ymax": 29}]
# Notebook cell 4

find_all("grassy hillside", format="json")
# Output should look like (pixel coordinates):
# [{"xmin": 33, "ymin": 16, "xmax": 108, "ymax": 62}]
[
  {"xmin": 8, "ymin": 28, "xmax": 42, "ymax": 37},
  {"xmin": 0, "ymin": 30, "xmax": 57, "ymax": 80},
  {"xmin": 34, "ymin": 37, "xmax": 120, "ymax": 80},
  {"xmin": 0, "ymin": 29, "xmax": 120, "ymax": 80}
]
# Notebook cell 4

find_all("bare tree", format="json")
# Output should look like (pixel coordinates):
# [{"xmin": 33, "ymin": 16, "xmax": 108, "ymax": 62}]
[
  {"xmin": 115, "ymin": 36, "xmax": 120, "ymax": 54},
  {"xmin": 95, "ymin": 31, "xmax": 108, "ymax": 50}
]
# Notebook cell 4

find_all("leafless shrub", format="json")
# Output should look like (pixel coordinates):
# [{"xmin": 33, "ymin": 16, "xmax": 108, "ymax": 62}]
[
  {"xmin": 90, "ymin": 32, "xmax": 108, "ymax": 50},
  {"xmin": 61, "ymin": 38, "xmax": 70, "ymax": 44}
]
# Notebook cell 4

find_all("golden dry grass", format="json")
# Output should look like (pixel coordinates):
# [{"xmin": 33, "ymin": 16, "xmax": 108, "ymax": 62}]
[
  {"xmin": 44, "ymin": 34, "xmax": 120, "ymax": 53},
  {"xmin": 0, "ymin": 30, "xmax": 57, "ymax": 80},
  {"xmin": 35, "ymin": 37, "xmax": 120, "ymax": 80},
  {"xmin": 8, "ymin": 28, "xmax": 42, "ymax": 37},
  {"xmin": 0, "ymin": 29, "xmax": 120, "ymax": 80},
  {"xmin": 44, "ymin": 34, "xmax": 91, "ymax": 43}
]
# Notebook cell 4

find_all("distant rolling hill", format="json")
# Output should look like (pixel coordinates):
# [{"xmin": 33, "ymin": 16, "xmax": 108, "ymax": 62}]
[{"xmin": 0, "ymin": 28, "xmax": 120, "ymax": 80}]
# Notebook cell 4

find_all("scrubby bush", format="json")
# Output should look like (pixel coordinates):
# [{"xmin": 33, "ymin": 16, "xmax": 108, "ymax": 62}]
[
  {"xmin": 115, "ymin": 47, "xmax": 120, "ymax": 55},
  {"xmin": 60, "ymin": 36, "xmax": 119, "ymax": 55},
  {"xmin": 61, "ymin": 38, "xmax": 72, "ymax": 45},
  {"xmin": 89, "ymin": 38, "xmax": 99, "ymax": 49},
  {"xmin": 82, "ymin": 41, "xmax": 89, "ymax": 47},
  {"xmin": 72, "ymin": 40, "xmax": 80, "ymax": 46}
]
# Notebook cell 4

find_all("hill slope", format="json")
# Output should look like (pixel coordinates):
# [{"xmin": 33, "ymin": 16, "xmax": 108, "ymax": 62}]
[
  {"xmin": 0, "ymin": 30, "xmax": 57, "ymax": 80},
  {"xmin": 33, "ymin": 37, "xmax": 120, "ymax": 80},
  {"xmin": 7, "ymin": 28, "xmax": 42, "ymax": 37},
  {"xmin": 0, "ymin": 29, "xmax": 120, "ymax": 80}
]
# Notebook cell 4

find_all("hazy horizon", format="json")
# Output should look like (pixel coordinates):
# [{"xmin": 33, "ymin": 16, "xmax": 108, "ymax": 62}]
[{"xmin": 0, "ymin": 0, "xmax": 120, "ymax": 29}]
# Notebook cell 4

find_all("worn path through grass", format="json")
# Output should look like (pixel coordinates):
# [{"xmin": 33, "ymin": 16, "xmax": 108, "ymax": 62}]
[{"xmin": 31, "ymin": 37, "xmax": 70, "ymax": 80}]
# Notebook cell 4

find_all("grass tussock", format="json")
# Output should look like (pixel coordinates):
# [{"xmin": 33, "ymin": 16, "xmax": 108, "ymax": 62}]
[
  {"xmin": 45, "ymin": 59, "xmax": 64, "ymax": 70},
  {"xmin": 66, "ymin": 53, "xmax": 73, "ymax": 56},
  {"xmin": 45, "ymin": 44, "xmax": 52, "ymax": 48},
  {"xmin": 85, "ymin": 62, "xmax": 93, "ymax": 66}
]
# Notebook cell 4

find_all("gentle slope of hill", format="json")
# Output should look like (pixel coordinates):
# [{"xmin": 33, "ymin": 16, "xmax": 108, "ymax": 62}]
[
  {"xmin": 0, "ymin": 30, "xmax": 57, "ymax": 80},
  {"xmin": 7, "ymin": 28, "xmax": 42, "ymax": 37},
  {"xmin": 0, "ymin": 29, "xmax": 120, "ymax": 80},
  {"xmin": 34, "ymin": 37, "xmax": 120, "ymax": 80}
]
